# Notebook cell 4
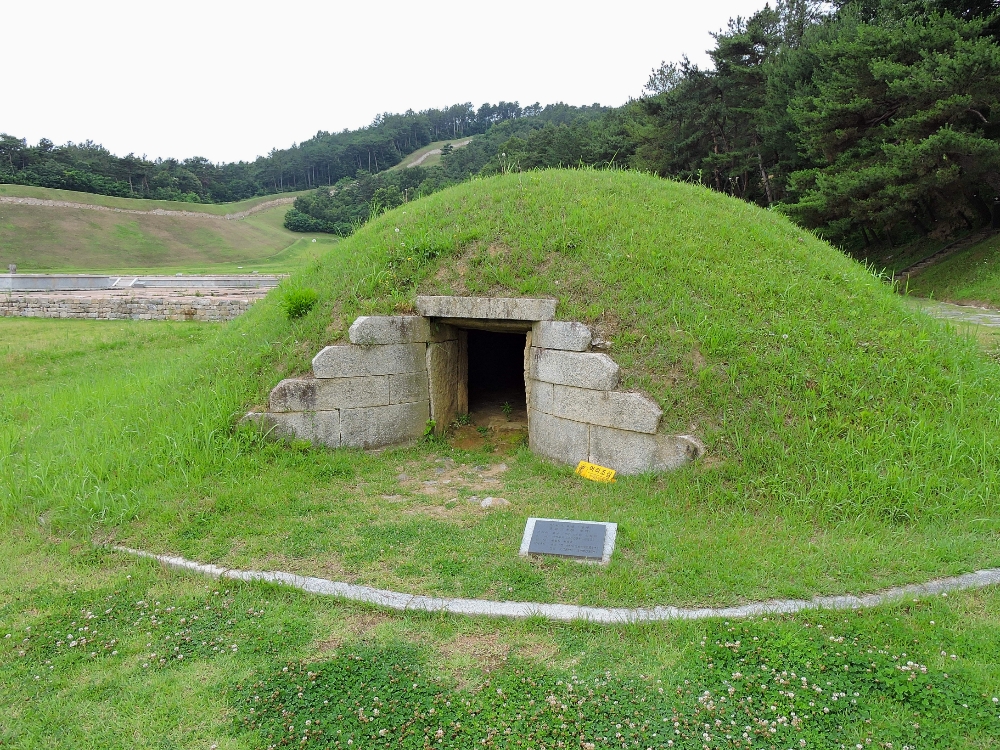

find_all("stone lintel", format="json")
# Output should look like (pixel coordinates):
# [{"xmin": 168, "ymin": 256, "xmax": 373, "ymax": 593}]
[
  {"xmin": 428, "ymin": 317, "xmax": 533, "ymax": 333},
  {"xmin": 312, "ymin": 343, "xmax": 426, "ymax": 378},
  {"xmin": 416, "ymin": 295, "xmax": 556, "ymax": 322},
  {"xmin": 529, "ymin": 348, "xmax": 619, "ymax": 390}
]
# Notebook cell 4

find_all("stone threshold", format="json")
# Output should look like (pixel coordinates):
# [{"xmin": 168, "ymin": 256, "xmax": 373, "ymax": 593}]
[{"xmin": 111, "ymin": 545, "xmax": 1000, "ymax": 624}]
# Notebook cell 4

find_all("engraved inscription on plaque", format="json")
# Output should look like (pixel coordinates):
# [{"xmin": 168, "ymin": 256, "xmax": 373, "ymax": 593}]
[
  {"xmin": 528, "ymin": 520, "xmax": 606, "ymax": 559},
  {"xmin": 520, "ymin": 518, "xmax": 617, "ymax": 564}
]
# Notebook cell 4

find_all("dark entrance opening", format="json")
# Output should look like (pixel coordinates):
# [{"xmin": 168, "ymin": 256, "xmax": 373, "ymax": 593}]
[{"xmin": 466, "ymin": 329, "xmax": 528, "ymax": 425}]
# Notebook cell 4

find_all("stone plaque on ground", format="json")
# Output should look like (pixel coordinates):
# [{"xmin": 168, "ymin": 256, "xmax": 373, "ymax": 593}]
[{"xmin": 519, "ymin": 518, "xmax": 617, "ymax": 564}]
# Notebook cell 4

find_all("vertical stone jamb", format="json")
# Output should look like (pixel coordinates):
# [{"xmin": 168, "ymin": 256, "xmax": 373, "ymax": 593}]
[
  {"xmin": 523, "ymin": 329, "xmax": 533, "ymax": 415},
  {"xmin": 457, "ymin": 329, "xmax": 469, "ymax": 416}
]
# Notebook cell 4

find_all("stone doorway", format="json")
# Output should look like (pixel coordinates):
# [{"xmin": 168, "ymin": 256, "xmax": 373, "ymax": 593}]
[
  {"xmin": 249, "ymin": 296, "xmax": 703, "ymax": 473},
  {"xmin": 465, "ymin": 329, "xmax": 529, "ymax": 430}
]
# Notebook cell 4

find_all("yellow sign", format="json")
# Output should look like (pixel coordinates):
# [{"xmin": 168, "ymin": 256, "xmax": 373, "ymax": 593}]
[{"xmin": 575, "ymin": 460, "xmax": 616, "ymax": 483}]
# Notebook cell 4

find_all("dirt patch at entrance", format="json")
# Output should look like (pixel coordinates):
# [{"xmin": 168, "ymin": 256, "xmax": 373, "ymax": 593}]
[
  {"xmin": 449, "ymin": 421, "xmax": 527, "ymax": 453},
  {"xmin": 448, "ymin": 389, "xmax": 528, "ymax": 452},
  {"xmin": 390, "ymin": 458, "xmax": 515, "ymax": 519}
]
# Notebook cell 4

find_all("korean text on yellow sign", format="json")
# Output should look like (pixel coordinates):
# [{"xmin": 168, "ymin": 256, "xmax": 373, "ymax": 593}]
[{"xmin": 575, "ymin": 460, "xmax": 616, "ymax": 483}]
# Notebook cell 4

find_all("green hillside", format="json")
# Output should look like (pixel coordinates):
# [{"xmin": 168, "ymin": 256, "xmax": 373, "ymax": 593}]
[
  {"xmin": 0, "ymin": 184, "xmax": 330, "ymax": 273},
  {"xmin": 5, "ymin": 169, "xmax": 1000, "ymax": 748},
  {"xmin": 5, "ymin": 168, "xmax": 1000, "ymax": 604},
  {"xmin": 388, "ymin": 138, "xmax": 473, "ymax": 171}
]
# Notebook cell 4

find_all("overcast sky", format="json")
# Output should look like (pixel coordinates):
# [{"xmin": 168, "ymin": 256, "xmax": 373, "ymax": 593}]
[{"xmin": 4, "ymin": 1, "xmax": 769, "ymax": 164}]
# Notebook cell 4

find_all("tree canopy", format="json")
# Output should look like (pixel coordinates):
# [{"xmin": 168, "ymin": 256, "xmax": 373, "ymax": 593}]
[{"xmin": 631, "ymin": 0, "xmax": 1000, "ymax": 247}]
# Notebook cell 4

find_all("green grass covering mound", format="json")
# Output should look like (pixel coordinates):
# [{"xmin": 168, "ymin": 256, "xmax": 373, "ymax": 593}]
[
  {"xmin": 3, "ymin": 169, "xmax": 1000, "ymax": 607},
  {"xmin": 0, "ymin": 184, "xmax": 322, "ymax": 272},
  {"xmin": 321, "ymin": 168, "xmax": 1000, "ymax": 519}
]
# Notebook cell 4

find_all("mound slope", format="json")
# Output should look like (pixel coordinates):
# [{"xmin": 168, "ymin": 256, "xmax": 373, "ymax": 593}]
[
  {"xmin": 5, "ymin": 169, "xmax": 1000, "ymax": 606},
  {"xmin": 284, "ymin": 169, "xmax": 1000, "ymax": 518}
]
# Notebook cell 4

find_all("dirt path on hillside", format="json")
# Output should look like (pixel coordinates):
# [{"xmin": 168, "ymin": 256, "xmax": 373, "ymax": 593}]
[
  {"xmin": 406, "ymin": 139, "xmax": 473, "ymax": 168},
  {"xmin": 0, "ymin": 195, "xmax": 296, "ymax": 221}
]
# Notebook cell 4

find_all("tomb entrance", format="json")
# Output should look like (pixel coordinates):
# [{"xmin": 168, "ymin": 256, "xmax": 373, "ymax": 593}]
[
  {"xmin": 248, "ymin": 295, "xmax": 703, "ymax": 475},
  {"xmin": 465, "ymin": 329, "xmax": 528, "ymax": 428}
]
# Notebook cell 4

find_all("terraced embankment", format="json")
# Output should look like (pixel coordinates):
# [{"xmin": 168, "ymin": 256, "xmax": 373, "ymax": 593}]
[{"xmin": 0, "ymin": 185, "xmax": 320, "ymax": 272}]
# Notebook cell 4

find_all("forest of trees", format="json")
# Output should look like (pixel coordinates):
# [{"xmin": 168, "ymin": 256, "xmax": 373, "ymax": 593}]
[
  {"xmin": 2, "ymin": 0, "xmax": 998, "ymax": 251},
  {"xmin": 288, "ymin": 0, "xmax": 1000, "ymax": 250},
  {"xmin": 283, "ymin": 103, "xmax": 616, "ymax": 235},
  {"xmin": 630, "ymin": 0, "xmax": 1000, "ymax": 247},
  {"xmin": 0, "ymin": 101, "xmax": 538, "ymax": 203}
]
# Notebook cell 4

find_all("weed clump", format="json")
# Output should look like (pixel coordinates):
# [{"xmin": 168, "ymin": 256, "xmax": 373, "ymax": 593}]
[{"xmin": 281, "ymin": 287, "xmax": 318, "ymax": 319}]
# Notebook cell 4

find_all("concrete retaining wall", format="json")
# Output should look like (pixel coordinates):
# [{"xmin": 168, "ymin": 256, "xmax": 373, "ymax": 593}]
[
  {"xmin": 248, "ymin": 297, "xmax": 703, "ymax": 474},
  {"xmin": 1, "ymin": 274, "xmax": 112, "ymax": 291}
]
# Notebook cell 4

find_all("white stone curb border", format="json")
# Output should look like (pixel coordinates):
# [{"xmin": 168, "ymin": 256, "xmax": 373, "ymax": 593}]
[{"xmin": 111, "ymin": 546, "xmax": 1000, "ymax": 624}]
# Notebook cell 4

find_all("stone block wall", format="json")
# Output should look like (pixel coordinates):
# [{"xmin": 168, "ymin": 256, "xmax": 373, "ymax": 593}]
[
  {"xmin": 246, "ymin": 317, "xmax": 457, "ymax": 449},
  {"xmin": 525, "ymin": 321, "xmax": 702, "ymax": 474},
  {"xmin": 0, "ymin": 292, "xmax": 256, "ymax": 321},
  {"xmin": 248, "ymin": 297, "xmax": 703, "ymax": 474}
]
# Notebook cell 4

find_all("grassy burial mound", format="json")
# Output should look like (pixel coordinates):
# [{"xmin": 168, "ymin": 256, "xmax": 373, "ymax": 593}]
[
  {"xmin": 4, "ymin": 169, "xmax": 1000, "ymax": 608},
  {"xmin": 0, "ymin": 184, "xmax": 325, "ymax": 272}
]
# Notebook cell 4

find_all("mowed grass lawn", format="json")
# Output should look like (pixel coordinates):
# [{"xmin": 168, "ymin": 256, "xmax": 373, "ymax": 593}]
[
  {"xmin": 2, "ymin": 316, "xmax": 1000, "ymax": 610},
  {"xmin": 0, "ymin": 184, "xmax": 329, "ymax": 273},
  {"xmin": 5, "ymin": 528, "xmax": 1000, "ymax": 749},
  {"xmin": 5, "ymin": 170, "xmax": 1000, "ymax": 746},
  {"xmin": 2, "ymin": 523, "xmax": 1000, "ymax": 749}
]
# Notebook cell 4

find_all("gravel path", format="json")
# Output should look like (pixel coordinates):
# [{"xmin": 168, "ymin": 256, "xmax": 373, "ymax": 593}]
[
  {"xmin": 112, "ymin": 545, "xmax": 1000, "ymax": 623},
  {"xmin": 913, "ymin": 299, "xmax": 1000, "ymax": 327},
  {"xmin": 0, "ymin": 195, "xmax": 296, "ymax": 221}
]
